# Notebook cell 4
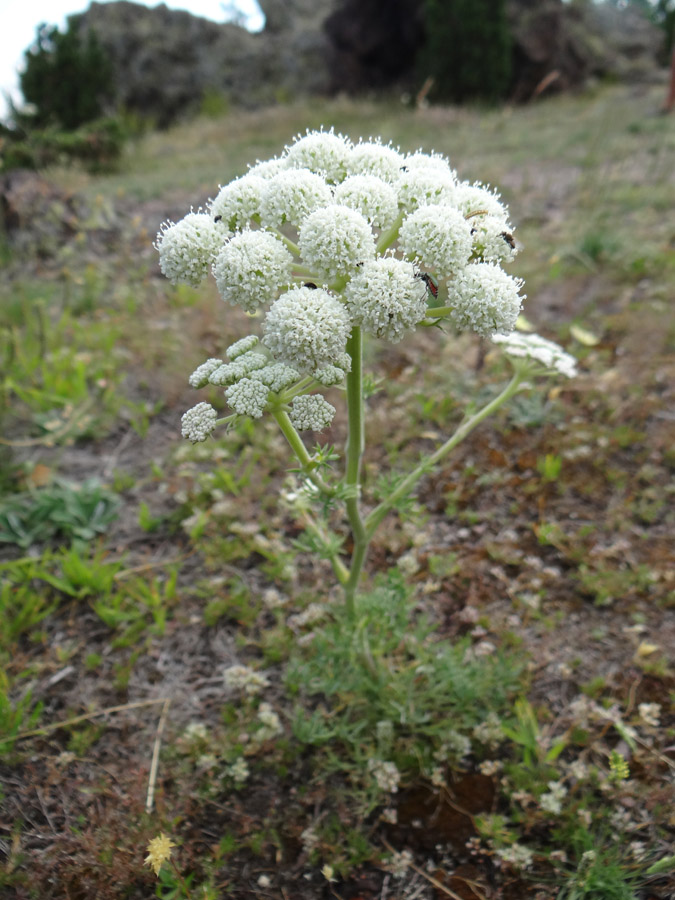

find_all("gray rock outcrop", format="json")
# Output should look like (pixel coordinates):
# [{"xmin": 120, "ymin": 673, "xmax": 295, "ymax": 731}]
[{"xmin": 73, "ymin": 0, "xmax": 665, "ymax": 125}]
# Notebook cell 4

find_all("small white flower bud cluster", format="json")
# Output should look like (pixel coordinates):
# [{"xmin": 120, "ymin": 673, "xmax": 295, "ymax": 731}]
[
  {"xmin": 223, "ymin": 664, "xmax": 269, "ymax": 695},
  {"xmin": 188, "ymin": 358, "xmax": 223, "ymax": 388},
  {"xmin": 160, "ymin": 130, "xmax": 537, "ymax": 442},
  {"xmin": 226, "ymin": 334, "xmax": 259, "ymax": 359},
  {"xmin": 290, "ymin": 394, "xmax": 336, "ymax": 431},
  {"xmin": 225, "ymin": 377, "xmax": 270, "ymax": 418},
  {"xmin": 368, "ymin": 758, "xmax": 401, "ymax": 792},
  {"xmin": 181, "ymin": 402, "xmax": 218, "ymax": 442}
]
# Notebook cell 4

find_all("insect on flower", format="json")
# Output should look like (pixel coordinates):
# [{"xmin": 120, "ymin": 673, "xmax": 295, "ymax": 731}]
[
  {"xmin": 501, "ymin": 231, "xmax": 516, "ymax": 250},
  {"xmin": 415, "ymin": 271, "xmax": 439, "ymax": 299}
]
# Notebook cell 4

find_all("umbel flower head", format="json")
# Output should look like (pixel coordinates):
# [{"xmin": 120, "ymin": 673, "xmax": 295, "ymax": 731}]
[
  {"xmin": 155, "ymin": 212, "xmax": 225, "ymax": 286},
  {"xmin": 159, "ymin": 128, "xmax": 534, "ymax": 442},
  {"xmin": 263, "ymin": 285, "xmax": 352, "ymax": 374},
  {"xmin": 213, "ymin": 229, "xmax": 293, "ymax": 313}
]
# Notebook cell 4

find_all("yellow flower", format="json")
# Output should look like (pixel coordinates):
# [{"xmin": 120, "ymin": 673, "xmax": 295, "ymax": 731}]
[
  {"xmin": 145, "ymin": 833, "xmax": 175, "ymax": 876},
  {"xmin": 609, "ymin": 750, "xmax": 630, "ymax": 781}
]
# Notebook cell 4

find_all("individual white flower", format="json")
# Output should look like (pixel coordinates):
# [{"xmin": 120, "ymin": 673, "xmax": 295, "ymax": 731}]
[
  {"xmin": 453, "ymin": 181, "xmax": 509, "ymax": 221},
  {"xmin": 334, "ymin": 174, "xmax": 399, "ymax": 229},
  {"xmin": 290, "ymin": 394, "xmax": 336, "ymax": 431},
  {"xmin": 471, "ymin": 216, "xmax": 518, "ymax": 264},
  {"xmin": 251, "ymin": 363, "xmax": 300, "ymax": 392},
  {"xmin": 209, "ymin": 351, "xmax": 268, "ymax": 385},
  {"xmin": 263, "ymin": 285, "xmax": 352, "ymax": 373},
  {"xmin": 183, "ymin": 722, "xmax": 208, "ymax": 741},
  {"xmin": 188, "ymin": 357, "xmax": 223, "ymax": 388},
  {"xmin": 225, "ymin": 377, "xmax": 270, "ymax": 417},
  {"xmin": 247, "ymin": 156, "xmax": 287, "ymax": 179},
  {"xmin": 156, "ymin": 212, "xmax": 225, "ymax": 286},
  {"xmin": 434, "ymin": 730, "xmax": 471, "ymax": 761},
  {"xmin": 226, "ymin": 334, "xmax": 259, "ymax": 359},
  {"xmin": 210, "ymin": 174, "xmax": 266, "ymax": 231},
  {"xmin": 285, "ymin": 128, "xmax": 352, "ymax": 183},
  {"xmin": 540, "ymin": 780, "xmax": 567, "ymax": 816},
  {"xmin": 299, "ymin": 205, "xmax": 375, "ymax": 282},
  {"xmin": 257, "ymin": 702, "xmax": 283, "ymax": 739},
  {"xmin": 397, "ymin": 168, "xmax": 457, "ymax": 214},
  {"xmin": 387, "ymin": 849, "xmax": 413, "ymax": 878},
  {"xmin": 259, "ymin": 168, "xmax": 332, "ymax": 228},
  {"xmin": 399, "ymin": 204, "xmax": 473, "ymax": 278},
  {"xmin": 313, "ymin": 365, "xmax": 345, "ymax": 386},
  {"xmin": 368, "ymin": 759, "xmax": 401, "ymax": 792},
  {"xmin": 496, "ymin": 844, "xmax": 534, "ymax": 870},
  {"xmin": 449, "ymin": 264, "xmax": 523, "ymax": 338},
  {"xmin": 213, "ymin": 230, "xmax": 293, "ymax": 312},
  {"xmin": 345, "ymin": 257, "xmax": 428, "ymax": 342},
  {"xmin": 491, "ymin": 331, "xmax": 577, "ymax": 377},
  {"xmin": 472, "ymin": 712, "xmax": 503, "ymax": 748},
  {"xmin": 181, "ymin": 402, "xmax": 218, "ymax": 442},
  {"xmin": 347, "ymin": 139, "xmax": 404, "ymax": 183},
  {"xmin": 228, "ymin": 757, "xmax": 250, "ymax": 784},
  {"xmin": 638, "ymin": 703, "xmax": 661, "ymax": 727},
  {"xmin": 223, "ymin": 664, "xmax": 270, "ymax": 694}
]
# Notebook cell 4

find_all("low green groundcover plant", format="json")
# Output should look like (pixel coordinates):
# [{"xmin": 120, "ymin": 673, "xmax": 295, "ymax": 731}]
[
  {"xmin": 156, "ymin": 128, "xmax": 577, "ymax": 614},
  {"xmin": 0, "ymin": 478, "xmax": 120, "ymax": 549}
]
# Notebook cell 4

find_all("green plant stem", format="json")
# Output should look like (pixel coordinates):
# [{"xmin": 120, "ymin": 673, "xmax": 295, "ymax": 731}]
[
  {"xmin": 272, "ymin": 408, "xmax": 334, "ymax": 495},
  {"xmin": 343, "ymin": 327, "xmax": 368, "ymax": 617},
  {"xmin": 300, "ymin": 509, "xmax": 349, "ymax": 585},
  {"xmin": 364, "ymin": 371, "xmax": 524, "ymax": 539},
  {"xmin": 168, "ymin": 859, "xmax": 193, "ymax": 900},
  {"xmin": 272, "ymin": 230, "xmax": 301, "ymax": 257},
  {"xmin": 376, "ymin": 211, "xmax": 405, "ymax": 254},
  {"xmin": 421, "ymin": 305, "xmax": 453, "ymax": 321}
]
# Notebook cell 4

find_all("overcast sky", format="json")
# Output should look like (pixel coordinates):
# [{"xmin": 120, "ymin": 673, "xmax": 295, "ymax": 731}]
[{"xmin": 0, "ymin": 0, "xmax": 265, "ymax": 120}]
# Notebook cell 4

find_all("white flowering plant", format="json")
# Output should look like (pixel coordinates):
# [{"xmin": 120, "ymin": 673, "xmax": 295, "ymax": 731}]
[{"xmin": 157, "ymin": 129, "xmax": 577, "ymax": 615}]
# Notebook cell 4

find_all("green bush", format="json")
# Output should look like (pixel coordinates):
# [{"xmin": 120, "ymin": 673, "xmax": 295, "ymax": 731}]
[
  {"xmin": 419, "ymin": 0, "xmax": 512, "ymax": 103},
  {"xmin": 19, "ymin": 20, "xmax": 114, "ymax": 131}
]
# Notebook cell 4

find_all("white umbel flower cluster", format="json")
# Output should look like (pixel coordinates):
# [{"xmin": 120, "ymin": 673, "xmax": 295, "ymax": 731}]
[
  {"xmin": 156, "ymin": 213, "xmax": 225, "ymax": 286},
  {"xmin": 213, "ymin": 230, "xmax": 293, "ymax": 313},
  {"xmin": 399, "ymin": 204, "xmax": 473, "ymax": 279},
  {"xmin": 188, "ymin": 357, "xmax": 223, "ymax": 389},
  {"xmin": 299, "ymin": 205, "xmax": 376, "ymax": 282},
  {"xmin": 334, "ymin": 175, "xmax": 399, "ymax": 228},
  {"xmin": 345, "ymin": 257, "xmax": 428, "ymax": 342},
  {"xmin": 290, "ymin": 394, "xmax": 336, "ymax": 431},
  {"xmin": 160, "ymin": 129, "xmax": 535, "ymax": 442},
  {"xmin": 263, "ymin": 286, "xmax": 352, "ymax": 374},
  {"xmin": 226, "ymin": 335, "xmax": 259, "ymax": 359},
  {"xmin": 451, "ymin": 263, "xmax": 524, "ymax": 338},
  {"xmin": 181, "ymin": 402, "xmax": 218, "ymax": 442},
  {"xmin": 491, "ymin": 332, "xmax": 578, "ymax": 377},
  {"xmin": 285, "ymin": 128, "xmax": 351, "ymax": 183},
  {"xmin": 225, "ymin": 377, "xmax": 270, "ymax": 418},
  {"xmin": 259, "ymin": 169, "xmax": 332, "ymax": 228}
]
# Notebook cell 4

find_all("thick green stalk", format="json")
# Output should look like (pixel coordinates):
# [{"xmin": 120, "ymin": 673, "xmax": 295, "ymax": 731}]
[
  {"xmin": 343, "ymin": 327, "xmax": 368, "ymax": 616},
  {"xmin": 364, "ymin": 372, "xmax": 524, "ymax": 539}
]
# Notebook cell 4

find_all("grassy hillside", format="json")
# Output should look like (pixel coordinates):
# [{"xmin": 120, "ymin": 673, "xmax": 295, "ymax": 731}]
[{"xmin": 0, "ymin": 84, "xmax": 674, "ymax": 900}]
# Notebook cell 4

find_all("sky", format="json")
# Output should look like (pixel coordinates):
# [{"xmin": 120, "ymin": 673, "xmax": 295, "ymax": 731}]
[{"xmin": 0, "ymin": 0, "xmax": 265, "ymax": 119}]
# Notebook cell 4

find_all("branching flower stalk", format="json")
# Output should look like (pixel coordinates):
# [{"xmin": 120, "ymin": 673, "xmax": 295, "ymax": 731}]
[{"xmin": 156, "ymin": 130, "xmax": 578, "ymax": 616}]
